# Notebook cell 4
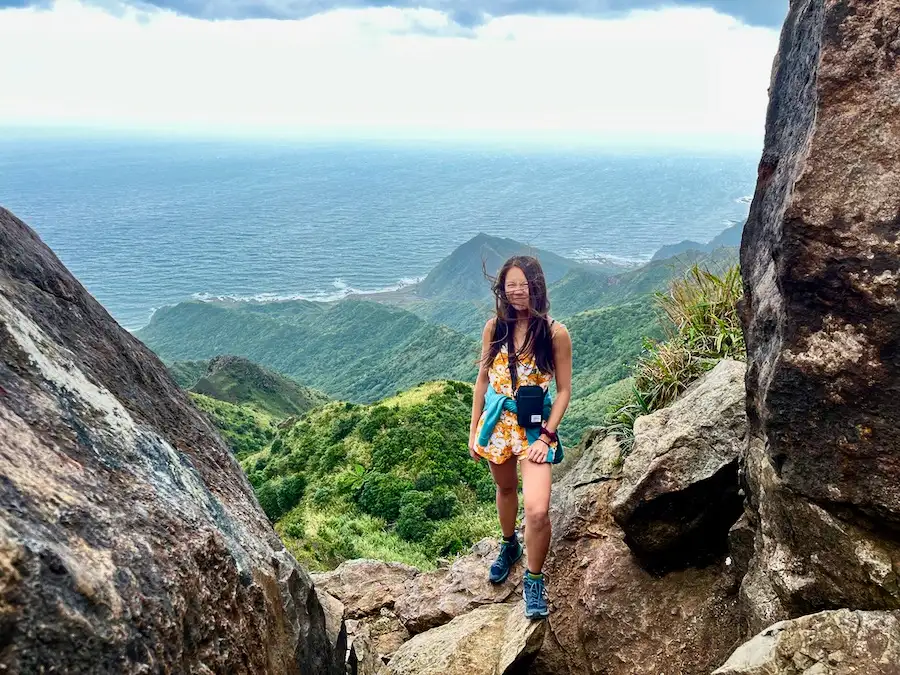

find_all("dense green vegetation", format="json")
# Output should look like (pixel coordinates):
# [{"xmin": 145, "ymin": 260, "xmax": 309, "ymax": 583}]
[
  {"xmin": 138, "ymin": 298, "xmax": 480, "ymax": 403},
  {"xmin": 241, "ymin": 381, "xmax": 500, "ymax": 571},
  {"xmin": 168, "ymin": 360, "xmax": 208, "ymax": 389},
  {"xmin": 190, "ymin": 392, "xmax": 278, "ymax": 459},
  {"xmin": 602, "ymin": 263, "xmax": 746, "ymax": 452},
  {"xmin": 405, "ymin": 299, "xmax": 493, "ymax": 339}
]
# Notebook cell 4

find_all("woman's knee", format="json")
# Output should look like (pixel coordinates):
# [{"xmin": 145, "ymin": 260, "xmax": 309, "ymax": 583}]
[
  {"xmin": 496, "ymin": 483, "xmax": 517, "ymax": 497},
  {"xmin": 524, "ymin": 504, "xmax": 550, "ymax": 528}
]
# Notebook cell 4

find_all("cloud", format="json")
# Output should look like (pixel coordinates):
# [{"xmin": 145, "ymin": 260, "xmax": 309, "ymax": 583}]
[
  {"xmin": 0, "ymin": 0, "xmax": 788, "ymax": 27},
  {"xmin": 0, "ymin": 1, "xmax": 780, "ymax": 147}
]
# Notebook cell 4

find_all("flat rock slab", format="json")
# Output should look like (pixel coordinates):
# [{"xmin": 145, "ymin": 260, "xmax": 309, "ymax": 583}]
[
  {"xmin": 714, "ymin": 609, "xmax": 900, "ymax": 675},
  {"xmin": 382, "ymin": 602, "xmax": 545, "ymax": 675}
]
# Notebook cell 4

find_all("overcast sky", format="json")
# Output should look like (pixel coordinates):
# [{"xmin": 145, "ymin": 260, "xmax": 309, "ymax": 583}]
[{"xmin": 0, "ymin": 0, "xmax": 787, "ymax": 146}]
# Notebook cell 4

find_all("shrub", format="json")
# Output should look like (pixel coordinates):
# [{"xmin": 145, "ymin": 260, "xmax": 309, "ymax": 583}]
[
  {"xmin": 602, "ymin": 263, "xmax": 745, "ymax": 453},
  {"xmin": 357, "ymin": 472, "xmax": 413, "ymax": 522},
  {"xmin": 396, "ymin": 492, "xmax": 434, "ymax": 542},
  {"xmin": 256, "ymin": 481, "xmax": 282, "ymax": 521},
  {"xmin": 278, "ymin": 474, "xmax": 307, "ymax": 513},
  {"xmin": 425, "ymin": 486, "xmax": 460, "ymax": 520},
  {"xmin": 425, "ymin": 511, "xmax": 498, "ymax": 558}
]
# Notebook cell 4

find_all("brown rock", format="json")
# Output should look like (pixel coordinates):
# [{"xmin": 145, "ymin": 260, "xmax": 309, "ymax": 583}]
[
  {"xmin": 312, "ymin": 559, "xmax": 419, "ymax": 618},
  {"xmin": 533, "ymin": 435, "xmax": 742, "ymax": 674},
  {"xmin": 347, "ymin": 620, "xmax": 383, "ymax": 675},
  {"xmin": 346, "ymin": 609, "xmax": 409, "ymax": 675},
  {"xmin": 611, "ymin": 359, "xmax": 747, "ymax": 571},
  {"xmin": 0, "ymin": 207, "xmax": 341, "ymax": 673},
  {"xmin": 740, "ymin": 0, "xmax": 900, "ymax": 595},
  {"xmin": 316, "ymin": 588, "xmax": 348, "ymax": 663},
  {"xmin": 714, "ymin": 609, "xmax": 900, "ymax": 675},
  {"xmin": 395, "ymin": 538, "xmax": 523, "ymax": 634},
  {"xmin": 550, "ymin": 431, "xmax": 622, "ymax": 542},
  {"xmin": 382, "ymin": 602, "xmax": 545, "ymax": 675}
]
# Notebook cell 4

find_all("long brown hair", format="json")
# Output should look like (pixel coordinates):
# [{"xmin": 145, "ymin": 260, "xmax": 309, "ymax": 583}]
[{"xmin": 482, "ymin": 255, "xmax": 555, "ymax": 378}]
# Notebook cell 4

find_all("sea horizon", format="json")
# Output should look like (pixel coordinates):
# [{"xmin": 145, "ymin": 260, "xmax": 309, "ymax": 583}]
[{"xmin": 0, "ymin": 132, "xmax": 757, "ymax": 331}]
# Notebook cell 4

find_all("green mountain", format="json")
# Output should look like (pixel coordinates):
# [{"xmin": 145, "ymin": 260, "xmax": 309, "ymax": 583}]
[
  {"xmin": 415, "ymin": 232, "xmax": 617, "ymax": 301},
  {"xmin": 185, "ymin": 355, "xmax": 330, "ymax": 418},
  {"xmin": 651, "ymin": 221, "xmax": 744, "ymax": 261},
  {"xmin": 550, "ymin": 246, "xmax": 739, "ymax": 318},
  {"xmin": 567, "ymin": 298, "xmax": 664, "ymax": 399},
  {"xmin": 137, "ymin": 298, "xmax": 480, "ymax": 403},
  {"xmin": 242, "ymin": 380, "xmax": 499, "ymax": 571}
]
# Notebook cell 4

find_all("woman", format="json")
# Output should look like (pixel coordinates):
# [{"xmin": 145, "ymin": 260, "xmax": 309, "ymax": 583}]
[{"xmin": 468, "ymin": 255, "xmax": 572, "ymax": 620}]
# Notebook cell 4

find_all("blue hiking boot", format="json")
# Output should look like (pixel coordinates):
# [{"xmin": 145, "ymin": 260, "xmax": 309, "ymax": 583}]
[
  {"xmin": 488, "ymin": 536, "xmax": 522, "ymax": 584},
  {"xmin": 523, "ymin": 572, "xmax": 550, "ymax": 619}
]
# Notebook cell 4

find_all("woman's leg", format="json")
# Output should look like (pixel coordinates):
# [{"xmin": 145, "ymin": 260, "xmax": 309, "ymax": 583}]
[
  {"xmin": 489, "ymin": 457, "xmax": 519, "ymax": 537},
  {"xmin": 521, "ymin": 458, "xmax": 552, "ymax": 572}
]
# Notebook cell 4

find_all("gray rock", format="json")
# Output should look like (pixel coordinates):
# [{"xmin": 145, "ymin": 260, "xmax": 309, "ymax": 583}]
[
  {"xmin": 741, "ymin": 437, "xmax": 900, "ymax": 634},
  {"xmin": 382, "ymin": 602, "xmax": 545, "ymax": 675},
  {"xmin": 610, "ymin": 359, "xmax": 748, "ymax": 570},
  {"xmin": 0, "ymin": 207, "xmax": 341, "ymax": 674},
  {"xmin": 714, "ymin": 609, "xmax": 900, "ymax": 675}
]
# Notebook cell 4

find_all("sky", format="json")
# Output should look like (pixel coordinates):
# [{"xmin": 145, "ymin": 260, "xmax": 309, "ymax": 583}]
[{"xmin": 0, "ymin": 0, "xmax": 788, "ymax": 147}]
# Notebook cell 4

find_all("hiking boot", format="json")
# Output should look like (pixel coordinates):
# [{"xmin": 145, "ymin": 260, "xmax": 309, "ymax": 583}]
[
  {"xmin": 488, "ymin": 536, "xmax": 522, "ymax": 584},
  {"xmin": 522, "ymin": 572, "xmax": 550, "ymax": 619}
]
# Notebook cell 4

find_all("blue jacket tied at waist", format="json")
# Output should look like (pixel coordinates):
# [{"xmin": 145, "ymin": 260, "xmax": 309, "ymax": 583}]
[{"xmin": 477, "ymin": 386, "xmax": 564, "ymax": 464}]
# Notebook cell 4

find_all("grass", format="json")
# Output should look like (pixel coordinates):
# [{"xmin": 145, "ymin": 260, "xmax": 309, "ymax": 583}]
[{"xmin": 601, "ymin": 263, "xmax": 745, "ymax": 453}]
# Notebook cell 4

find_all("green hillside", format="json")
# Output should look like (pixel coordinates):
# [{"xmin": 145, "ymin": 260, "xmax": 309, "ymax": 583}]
[
  {"xmin": 137, "ymin": 298, "xmax": 480, "ymax": 403},
  {"xmin": 550, "ymin": 247, "xmax": 739, "ymax": 318},
  {"xmin": 189, "ymin": 392, "xmax": 278, "ymax": 459},
  {"xmin": 242, "ymin": 380, "xmax": 499, "ymax": 571},
  {"xmin": 168, "ymin": 359, "xmax": 209, "ymax": 389},
  {"xmin": 188, "ymin": 355, "xmax": 329, "ymax": 418},
  {"xmin": 567, "ymin": 298, "xmax": 662, "ymax": 397},
  {"xmin": 405, "ymin": 299, "xmax": 493, "ymax": 339}
]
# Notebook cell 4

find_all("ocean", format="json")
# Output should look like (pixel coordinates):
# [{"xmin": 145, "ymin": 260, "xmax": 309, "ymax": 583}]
[{"xmin": 0, "ymin": 133, "xmax": 758, "ymax": 331}]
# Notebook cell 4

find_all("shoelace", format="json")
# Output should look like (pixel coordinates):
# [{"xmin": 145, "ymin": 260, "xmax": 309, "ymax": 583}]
[{"xmin": 525, "ymin": 576, "xmax": 546, "ymax": 605}]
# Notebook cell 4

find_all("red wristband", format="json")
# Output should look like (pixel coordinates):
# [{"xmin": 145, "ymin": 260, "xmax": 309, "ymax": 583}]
[{"xmin": 540, "ymin": 426, "xmax": 558, "ymax": 443}]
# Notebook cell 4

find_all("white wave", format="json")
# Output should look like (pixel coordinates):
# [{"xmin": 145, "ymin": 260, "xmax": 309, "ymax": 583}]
[
  {"xmin": 188, "ymin": 276, "xmax": 425, "ymax": 306},
  {"xmin": 736, "ymin": 195, "xmax": 753, "ymax": 205},
  {"xmin": 567, "ymin": 248, "xmax": 647, "ymax": 267}
]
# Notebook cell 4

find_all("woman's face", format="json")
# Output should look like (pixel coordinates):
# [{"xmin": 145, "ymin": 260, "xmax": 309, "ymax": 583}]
[{"xmin": 504, "ymin": 266, "xmax": 530, "ymax": 312}]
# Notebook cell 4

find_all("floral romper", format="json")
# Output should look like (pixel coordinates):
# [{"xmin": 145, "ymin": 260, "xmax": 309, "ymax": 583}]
[{"xmin": 473, "ymin": 339, "xmax": 559, "ymax": 464}]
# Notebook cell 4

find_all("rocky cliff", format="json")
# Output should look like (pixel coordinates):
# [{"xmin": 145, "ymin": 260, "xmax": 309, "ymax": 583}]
[
  {"xmin": 738, "ymin": 0, "xmax": 900, "ymax": 634},
  {"xmin": 0, "ymin": 206, "xmax": 343, "ymax": 674}
]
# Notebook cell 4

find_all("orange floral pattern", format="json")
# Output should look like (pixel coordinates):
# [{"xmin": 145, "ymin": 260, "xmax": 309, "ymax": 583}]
[{"xmin": 473, "ymin": 344, "xmax": 556, "ymax": 464}]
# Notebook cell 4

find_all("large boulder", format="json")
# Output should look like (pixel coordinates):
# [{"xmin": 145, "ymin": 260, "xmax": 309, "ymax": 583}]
[
  {"xmin": 312, "ymin": 559, "xmax": 419, "ymax": 618},
  {"xmin": 394, "ymin": 538, "xmax": 524, "ymax": 634},
  {"xmin": 0, "ymin": 207, "xmax": 342, "ymax": 674},
  {"xmin": 714, "ymin": 609, "xmax": 900, "ymax": 675},
  {"xmin": 531, "ymin": 429, "xmax": 742, "ymax": 674},
  {"xmin": 611, "ymin": 359, "xmax": 747, "ymax": 570},
  {"xmin": 382, "ymin": 602, "xmax": 545, "ymax": 675},
  {"xmin": 739, "ymin": 0, "xmax": 900, "ymax": 621}
]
